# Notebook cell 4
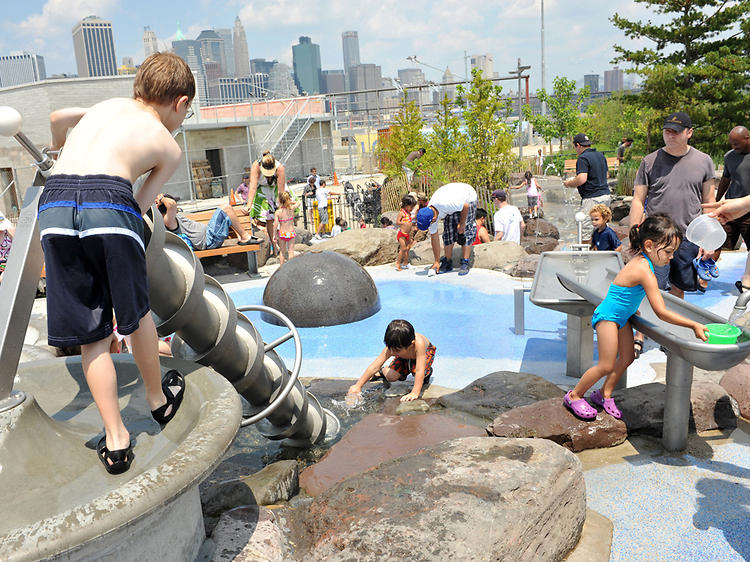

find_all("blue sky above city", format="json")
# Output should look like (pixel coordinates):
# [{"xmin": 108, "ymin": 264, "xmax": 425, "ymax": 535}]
[{"xmin": 0, "ymin": 0, "xmax": 658, "ymax": 90}]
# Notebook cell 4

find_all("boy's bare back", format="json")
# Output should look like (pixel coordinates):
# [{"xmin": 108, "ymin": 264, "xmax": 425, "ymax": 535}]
[{"xmin": 52, "ymin": 98, "xmax": 182, "ymax": 211}]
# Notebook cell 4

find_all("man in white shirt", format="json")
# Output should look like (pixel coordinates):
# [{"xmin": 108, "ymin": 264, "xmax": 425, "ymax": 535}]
[
  {"xmin": 415, "ymin": 182, "xmax": 477, "ymax": 276},
  {"xmin": 491, "ymin": 189, "xmax": 524, "ymax": 244}
]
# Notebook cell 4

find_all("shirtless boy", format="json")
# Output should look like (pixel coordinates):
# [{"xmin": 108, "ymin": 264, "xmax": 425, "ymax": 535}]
[
  {"xmin": 347, "ymin": 319, "xmax": 436, "ymax": 402},
  {"xmin": 39, "ymin": 53, "xmax": 193, "ymax": 474}
]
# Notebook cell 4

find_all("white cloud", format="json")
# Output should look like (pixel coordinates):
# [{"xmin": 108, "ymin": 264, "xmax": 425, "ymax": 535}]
[{"xmin": 13, "ymin": 0, "xmax": 117, "ymax": 38}]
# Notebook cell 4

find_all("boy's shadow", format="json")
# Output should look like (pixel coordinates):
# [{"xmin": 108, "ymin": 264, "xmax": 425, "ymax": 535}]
[{"xmin": 693, "ymin": 477, "xmax": 750, "ymax": 560}]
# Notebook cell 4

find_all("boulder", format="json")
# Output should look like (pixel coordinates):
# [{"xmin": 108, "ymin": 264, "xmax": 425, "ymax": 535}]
[
  {"xmin": 610, "ymin": 198, "xmax": 631, "ymax": 223},
  {"xmin": 201, "ymin": 460, "xmax": 299, "ymax": 519},
  {"xmin": 472, "ymin": 241, "xmax": 527, "ymax": 271},
  {"xmin": 720, "ymin": 363, "xmax": 750, "ymax": 419},
  {"xmin": 295, "ymin": 225, "xmax": 313, "ymax": 245},
  {"xmin": 262, "ymin": 251, "xmax": 380, "ymax": 326},
  {"xmin": 520, "ymin": 235, "xmax": 559, "ymax": 255},
  {"xmin": 307, "ymin": 228, "xmax": 398, "ymax": 266},
  {"xmin": 610, "ymin": 224, "xmax": 630, "ymax": 241},
  {"xmin": 487, "ymin": 382, "xmax": 737, "ymax": 452},
  {"xmin": 511, "ymin": 254, "xmax": 541, "ymax": 278},
  {"xmin": 487, "ymin": 397, "xmax": 628, "ymax": 452},
  {"xmin": 438, "ymin": 372, "xmax": 565, "ymax": 424},
  {"xmin": 210, "ymin": 505, "xmax": 291, "ymax": 562},
  {"xmin": 524, "ymin": 218, "xmax": 559, "ymax": 239},
  {"xmin": 298, "ymin": 437, "xmax": 586, "ymax": 561}
]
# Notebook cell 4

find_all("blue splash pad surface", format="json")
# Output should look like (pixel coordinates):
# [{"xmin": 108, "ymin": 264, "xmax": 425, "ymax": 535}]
[
  {"xmin": 585, "ymin": 441, "xmax": 750, "ymax": 561},
  {"xmin": 229, "ymin": 279, "xmax": 566, "ymax": 361}
]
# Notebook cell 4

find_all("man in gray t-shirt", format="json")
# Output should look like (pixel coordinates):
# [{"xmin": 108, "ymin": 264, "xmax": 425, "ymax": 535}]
[{"xmin": 628, "ymin": 111, "xmax": 715, "ymax": 297}]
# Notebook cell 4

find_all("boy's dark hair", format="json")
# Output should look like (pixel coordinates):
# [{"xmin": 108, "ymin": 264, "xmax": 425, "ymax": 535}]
[
  {"xmin": 475, "ymin": 208, "xmax": 488, "ymax": 220},
  {"xmin": 384, "ymin": 319, "xmax": 415, "ymax": 350},
  {"xmin": 629, "ymin": 213, "xmax": 682, "ymax": 253},
  {"xmin": 320, "ymin": 180, "xmax": 326, "ymax": 187},
  {"xmin": 134, "ymin": 53, "xmax": 196, "ymax": 105},
  {"xmin": 335, "ymin": 217, "xmax": 344, "ymax": 226},
  {"xmin": 401, "ymin": 194, "xmax": 416, "ymax": 208},
  {"xmin": 380, "ymin": 216, "xmax": 393, "ymax": 226},
  {"xmin": 157, "ymin": 193, "xmax": 177, "ymax": 215},
  {"xmin": 418, "ymin": 148, "xmax": 426, "ymax": 154}
]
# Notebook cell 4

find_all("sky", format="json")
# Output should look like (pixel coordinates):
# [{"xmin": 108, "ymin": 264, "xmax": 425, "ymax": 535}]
[{"xmin": 0, "ymin": 0, "xmax": 658, "ymax": 91}]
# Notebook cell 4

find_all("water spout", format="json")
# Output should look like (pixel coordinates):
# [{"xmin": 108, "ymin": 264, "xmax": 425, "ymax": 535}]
[{"xmin": 729, "ymin": 290, "xmax": 750, "ymax": 325}]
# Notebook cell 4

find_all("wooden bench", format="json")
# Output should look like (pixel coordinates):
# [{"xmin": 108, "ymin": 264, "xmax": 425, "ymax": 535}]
[
  {"xmin": 185, "ymin": 208, "xmax": 261, "ymax": 274},
  {"xmin": 564, "ymin": 157, "xmax": 619, "ymax": 177}
]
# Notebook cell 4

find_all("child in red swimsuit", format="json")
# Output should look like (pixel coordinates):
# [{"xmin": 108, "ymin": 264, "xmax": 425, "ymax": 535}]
[
  {"xmin": 396, "ymin": 194, "xmax": 416, "ymax": 271},
  {"xmin": 274, "ymin": 191, "xmax": 300, "ymax": 265}
]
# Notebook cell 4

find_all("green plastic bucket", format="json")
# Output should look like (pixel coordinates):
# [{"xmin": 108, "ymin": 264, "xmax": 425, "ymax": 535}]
[{"xmin": 705, "ymin": 323, "xmax": 741, "ymax": 344}]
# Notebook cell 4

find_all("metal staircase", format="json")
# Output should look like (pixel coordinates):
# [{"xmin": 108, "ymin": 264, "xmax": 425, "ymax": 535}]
[{"xmin": 260, "ymin": 97, "xmax": 318, "ymax": 163}]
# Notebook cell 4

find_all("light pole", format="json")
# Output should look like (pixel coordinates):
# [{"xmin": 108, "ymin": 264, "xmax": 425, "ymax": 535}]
[
  {"xmin": 541, "ymin": 0, "xmax": 546, "ymax": 115},
  {"xmin": 509, "ymin": 58, "xmax": 531, "ymax": 158}
]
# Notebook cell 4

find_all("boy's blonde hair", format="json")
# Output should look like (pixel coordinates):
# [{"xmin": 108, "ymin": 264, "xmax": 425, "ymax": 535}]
[
  {"xmin": 134, "ymin": 53, "xmax": 195, "ymax": 105},
  {"xmin": 589, "ymin": 204, "xmax": 612, "ymax": 223},
  {"xmin": 279, "ymin": 191, "xmax": 292, "ymax": 208}
]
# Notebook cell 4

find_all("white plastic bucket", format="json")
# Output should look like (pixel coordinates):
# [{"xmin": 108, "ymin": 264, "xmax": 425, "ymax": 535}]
[{"xmin": 686, "ymin": 214, "xmax": 727, "ymax": 251}]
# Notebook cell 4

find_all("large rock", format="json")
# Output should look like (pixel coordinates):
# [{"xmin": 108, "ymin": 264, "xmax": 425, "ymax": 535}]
[
  {"xmin": 472, "ymin": 240, "xmax": 527, "ymax": 270},
  {"xmin": 210, "ymin": 505, "xmax": 291, "ymax": 562},
  {"xmin": 610, "ymin": 198, "xmax": 631, "ymax": 223},
  {"xmin": 201, "ymin": 460, "xmax": 299, "ymax": 518},
  {"xmin": 262, "ymin": 251, "xmax": 380, "ymax": 327},
  {"xmin": 438, "ymin": 372, "xmax": 565, "ymax": 423},
  {"xmin": 720, "ymin": 363, "xmax": 750, "ymax": 419},
  {"xmin": 308, "ymin": 228, "xmax": 398, "ymax": 266},
  {"xmin": 520, "ymin": 235, "xmax": 559, "ymax": 255},
  {"xmin": 487, "ymin": 397, "xmax": 628, "ymax": 452},
  {"xmin": 524, "ymin": 218, "xmax": 559, "ymax": 239},
  {"xmin": 487, "ymin": 382, "xmax": 738, "ymax": 452},
  {"xmin": 511, "ymin": 254, "xmax": 540, "ymax": 278},
  {"xmin": 297, "ymin": 437, "xmax": 586, "ymax": 561}
]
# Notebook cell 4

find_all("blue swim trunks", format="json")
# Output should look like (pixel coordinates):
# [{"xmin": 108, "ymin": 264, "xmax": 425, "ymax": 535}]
[{"xmin": 38, "ymin": 174, "xmax": 150, "ymax": 347}]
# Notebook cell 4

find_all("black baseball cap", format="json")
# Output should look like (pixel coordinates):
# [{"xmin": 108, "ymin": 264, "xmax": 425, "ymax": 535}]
[
  {"xmin": 573, "ymin": 133, "xmax": 591, "ymax": 146},
  {"xmin": 663, "ymin": 112, "xmax": 692, "ymax": 132}
]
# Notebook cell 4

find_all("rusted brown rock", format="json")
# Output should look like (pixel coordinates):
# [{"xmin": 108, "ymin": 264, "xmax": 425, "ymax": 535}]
[
  {"xmin": 511, "ymin": 254, "xmax": 541, "ymax": 278},
  {"xmin": 523, "ymin": 217, "xmax": 559, "ymax": 239},
  {"xmin": 520, "ymin": 235, "xmax": 559, "ymax": 255},
  {"xmin": 720, "ymin": 363, "xmax": 750, "ymax": 419},
  {"xmin": 487, "ymin": 381, "xmax": 737, "ymax": 452}
]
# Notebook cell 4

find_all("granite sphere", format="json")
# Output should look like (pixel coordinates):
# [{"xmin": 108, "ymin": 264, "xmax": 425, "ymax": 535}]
[{"xmin": 262, "ymin": 251, "xmax": 380, "ymax": 327}]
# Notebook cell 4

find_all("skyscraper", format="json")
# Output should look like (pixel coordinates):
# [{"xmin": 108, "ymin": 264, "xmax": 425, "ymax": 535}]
[
  {"xmin": 441, "ymin": 66, "xmax": 457, "ymax": 100},
  {"xmin": 583, "ymin": 74, "xmax": 599, "ymax": 93},
  {"xmin": 233, "ymin": 17, "xmax": 250, "ymax": 77},
  {"xmin": 348, "ymin": 63, "xmax": 382, "ymax": 111},
  {"xmin": 292, "ymin": 36, "xmax": 322, "ymax": 94},
  {"xmin": 342, "ymin": 31, "xmax": 360, "ymax": 73},
  {"xmin": 215, "ymin": 28, "xmax": 235, "ymax": 77},
  {"xmin": 72, "ymin": 16, "xmax": 117, "ymax": 77},
  {"xmin": 173, "ymin": 30, "xmax": 207, "ymax": 105},
  {"xmin": 470, "ymin": 54, "xmax": 494, "ymax": 80},
  {"xmin": 0, "ymin": 51, "xmax": 46, "ymax": 88},
  {"xmin": 143, "ymin": 26, "xmax": 158, "ymax": 59},
  {"xmin": 322, "ymin": 69, "xmax": 345, "ymax": 94},
  {"xmin": 268, "ymin": 63, "xmax": 299, "ymax": 98},
  {"xmin": 604, "ymin": 67, "xmax": 624, "ymax": 92},
  {"xmin": 197, "ymin": 29, "xmax": 226, "ymax": 76}
]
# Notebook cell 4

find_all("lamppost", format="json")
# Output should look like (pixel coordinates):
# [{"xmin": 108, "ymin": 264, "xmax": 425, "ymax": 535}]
[{"xmin": 509, "ymin": 58, "xmax": 531, "ymax": 158}]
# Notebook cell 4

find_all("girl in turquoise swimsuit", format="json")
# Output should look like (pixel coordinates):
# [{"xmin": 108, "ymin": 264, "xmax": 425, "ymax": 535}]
[{"xmin": 564, "ymin": 214, "xmax": 708, "ymax": 420}]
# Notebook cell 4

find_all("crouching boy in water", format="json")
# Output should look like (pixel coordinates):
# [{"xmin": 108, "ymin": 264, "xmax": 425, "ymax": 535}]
[
  {"xmin": 39, "ymin": 53, "xmax": 193, "ymax": 474},
  {"xmin": 348, "ymin": 319, "xmax": 436, "ymax": 402}
]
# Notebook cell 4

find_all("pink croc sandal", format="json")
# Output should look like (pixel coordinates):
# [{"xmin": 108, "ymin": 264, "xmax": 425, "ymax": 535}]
[
  {"xmin": 590, "ymin": 389, "xmax": 622, "ymax": 419},
  {"xmin": 563, "ymin": 391, "xmax": 597, "ymax": 420}
]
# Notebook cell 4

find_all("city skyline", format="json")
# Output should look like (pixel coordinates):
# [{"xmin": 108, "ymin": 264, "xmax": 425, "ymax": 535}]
[{"xmin": 1, "ymin": 0, "xmax": 662, "ymax": 91}]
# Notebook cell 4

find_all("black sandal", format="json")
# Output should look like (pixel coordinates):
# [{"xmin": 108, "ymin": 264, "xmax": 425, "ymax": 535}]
[
  {"xmin": 633, "ymin": 339, "xmax": 644, "ymax": 359},
  {"xmin": 151, "ymin": 370, "xmax": 186, "ymax": 425},
  {"xmin": 97, "ymin": 435, "xmax": 133, "ymax": 475},
  {"xmin": 736, "ymin": 281, "xmax": 750, "ymax": 294}
]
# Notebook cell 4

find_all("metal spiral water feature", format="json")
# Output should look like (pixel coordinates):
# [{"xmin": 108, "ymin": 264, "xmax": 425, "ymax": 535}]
[{"xmin": 143, "ymin": 210, "xmax": 337, "ymax": 446}]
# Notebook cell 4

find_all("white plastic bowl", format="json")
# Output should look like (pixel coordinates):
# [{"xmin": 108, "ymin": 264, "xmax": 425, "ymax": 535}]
[{"xmin": 686, "ymin": 214, "xmax": 727, "ymax": 251}]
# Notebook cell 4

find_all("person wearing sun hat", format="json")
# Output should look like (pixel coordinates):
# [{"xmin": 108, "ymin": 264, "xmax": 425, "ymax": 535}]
[
  {"xmin": 239, "ymin": 150, "xmax": 287, "ymax": 255},
  {"xmin": 415, "ymin": 182, "xmax": 477, "ymax": 276}
]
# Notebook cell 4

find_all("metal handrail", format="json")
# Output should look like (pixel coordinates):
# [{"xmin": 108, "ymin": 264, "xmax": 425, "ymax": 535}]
[{"xmin": 236, "ymin": 304, "xmax": 303, "ymax": 427}]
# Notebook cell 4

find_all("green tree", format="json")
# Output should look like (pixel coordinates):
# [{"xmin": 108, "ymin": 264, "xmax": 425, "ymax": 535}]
[
  {"xmin": 611, "ymin": 1, "xmax": 750, "ymax": 155},
  {"xmin": 376, "ymin": 93, "xmax": 424, "ymax": 178},
  {"xmin": 454, "ymin": 69, "xmax": 515, "ymax": 189},
  {"xmin": 421, "ymin": 94, "xmax": 464, "ymax": 186},
  {"xmin": 523, "ymin": 76, "xmax": 589, "ymax": 150}
]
